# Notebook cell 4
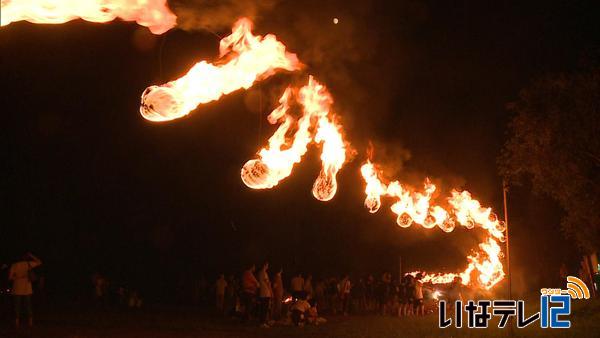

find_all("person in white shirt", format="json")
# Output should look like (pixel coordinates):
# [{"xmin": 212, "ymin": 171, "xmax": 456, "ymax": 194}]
[
  {"xmin": 9, "ymin": 252, "xmax": 42, "ymax": 328},
  {"xmin": 257, "ymin": 262, "xmax": 273, "ymax": 327}
]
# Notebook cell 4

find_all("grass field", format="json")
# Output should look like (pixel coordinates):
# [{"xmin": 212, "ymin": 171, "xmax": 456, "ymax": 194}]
[{"xmin": 1, "ymin": 298, "xmax": 598, "ymax": 337}]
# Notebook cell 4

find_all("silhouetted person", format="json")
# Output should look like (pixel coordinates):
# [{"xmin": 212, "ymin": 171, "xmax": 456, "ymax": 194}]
[
  {"xmin": 339, "ymin": 274, "xmax": 352, "ymax": 316},
  {"xmin": 290, "ymin": 273, "xmax": 304, "ymax": 299},
  {"xmin": 398, "ymin": 275, "xmax": 411, "ymax": 317},
  {"xmin": 304, "ymin": 274, "xmax": 314, "ymax": 298},
  {"xmin": 241, "ymin": 264, "xmax": 259, "ymax": 321},
  {"xmin": 91, "ymin": 272, "xmax": 108, "ymax": 308},
  {"xmin": 215, "ymin": 274, "xmax": 228, "ymax": 314},
  {"xmin": 257, "ymin": 262, "xmax": 273, "ymax": 327},
  {"xmin": 414, "ymin": 273, "xmax": 425, "ymax": 316},
  {"xmin": 272, "ymin": 268, "xmax": 284, "ymax": 320},
  {"xmin": 225, "ymin": 274, "xmax": 237, "ymax": 315},
  {"xmin": 9, "ymin": 252, "xmax": 42, "ymax": 328},
  {"xmin": 353, "ymin": 277, "xmax": 366, "ymax": 314},
  {"xmin": 446, "ymin": 276, "xmax": 463, "ymax": 315}
]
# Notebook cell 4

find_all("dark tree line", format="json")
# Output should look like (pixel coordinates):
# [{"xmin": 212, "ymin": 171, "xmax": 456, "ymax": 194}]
[{"xmin": 500, "ymin": 66, "xmax": 600, "ymax": 252}]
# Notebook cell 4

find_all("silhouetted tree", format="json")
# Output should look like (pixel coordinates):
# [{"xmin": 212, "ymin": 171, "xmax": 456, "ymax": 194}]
[{"xmin": 499, "ymin": 67, "xmax": 600, "ymax": 252}]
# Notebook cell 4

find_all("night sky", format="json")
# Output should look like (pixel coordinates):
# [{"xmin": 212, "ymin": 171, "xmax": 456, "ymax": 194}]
[{"xmin": 1, "ymin": 1, "xmax": 598, "ymax": 297}]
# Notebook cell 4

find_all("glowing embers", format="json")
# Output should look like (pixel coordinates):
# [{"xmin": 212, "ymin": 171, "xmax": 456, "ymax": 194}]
[
  {"xmin": 1, "ymin": 0, "xmax": 176, "ymax": 34},
  {"xmin": 140, "ymin": 18, "xmax": 302, "ymax": 122},
  {"xmin": 241, "ymin": 76, "xmax": 347, "ymax": 202}
]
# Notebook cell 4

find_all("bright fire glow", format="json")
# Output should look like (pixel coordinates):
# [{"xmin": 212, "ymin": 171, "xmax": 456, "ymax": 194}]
[
  {"xmin": 362, "ymin": 160, "xmax": 506, "ymax": 289},
  {"xmin": 409, "ymin": 238, "xmax": 505, "ymax": 289},
  {"xmin": 140, "ymin": 18, "xmax": 302, "ymax": 122},
  {"xmin": 129, "ymin": 17, "xmax": 502, "ymax": 290},
  {"xmin": 1, "ymin": 0, "xmax": 176, "ymax": 34},
  {"xmin": 4, "ymin": 2, "xmax": 509, "ymax": 291},
  {"xmin": 241, "ymin": 76, "xmax": 347, "ymax": 201}
]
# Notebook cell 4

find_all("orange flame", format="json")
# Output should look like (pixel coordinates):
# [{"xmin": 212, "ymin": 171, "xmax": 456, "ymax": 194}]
[
  {"xmin": 242, "ymin": 76, "xmax": 347, "ymax": 201},
  {"xmin": 241, "ymin": 85, "xmax": 311, "ymax": 190},
  {"xmin": 312, "ymin": 118, "xmax": 346, "ymax": 201},
  {"xmin": 140, "ymin": 18, "xmax": 302, "ymax": 122},
  {"xmin": 1, "ymin": 0, "xmax": 176, "ymax": 34},
  {"xmin": 360, "ymin": 161, "xmax": 505, "ymax": 241},
  {"xmin": 409, "ymin": 238, "xmax": 505, "ymax": 290},
  {"xmin": 362, "ymin": 160, "xmax": 506, "ymax": 289},
  {"xmin": 130, "ymin": 17, "xmax": 502, "ymax": 289},
  {"xmin": 360, "ymin": 161, "xmax": 386, "ymax": 213}
]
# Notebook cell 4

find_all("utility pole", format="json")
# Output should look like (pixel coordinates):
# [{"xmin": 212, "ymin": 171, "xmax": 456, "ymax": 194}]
[
  {"xmin": 503, "ymin": 180, "xmax": 511, "ymax": 301},
  {"xmin": 399, "ymin": 255, "xmax": 402, "ymax": 280},
  {"xmin": 503, "ymin": 180, "xmax": 513, "ymax": 336}
]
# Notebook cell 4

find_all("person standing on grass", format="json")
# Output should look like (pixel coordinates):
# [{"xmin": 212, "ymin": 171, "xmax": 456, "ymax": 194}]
[
  {"xmin": 225, "ymin": 274, "xmax": 237, "ymax": 315},
  {"xmin": 257, "ymin": 262, "xmax": 273, "ymax": 327},
  {"xmin": 414, "ymin": 273, "xmax": 425, "ymax": 316},
  {"xmin": 375, "ymin": 272, "xmax": 388, "ymax": 315},
  {"xmin": 446, "ymin": 276, "xmax": 463, "ymax": 315},
  {"xmin": 398, "ymin": 275, "xmax": 410, "ymax": 317},
  {"xmin": 404, "ymin": 275, "xmax": 415, "ymax": 316},
  {"xmin": 9, "ymin": 252, "xmax": 42, "ymax": 328},
  {"xmin": 351, "ymin": 277, "xmax": 365, "ymax": 314},
  {"xmin": 272, "ymin": 268, "xmax": 284, "ymax": 320},
  {"xmin": 326, "ymin": 277, "xmax": 339, "ymax": 315},
  {"xmin": 241, "ymin": 264, "xmax": 259, "ymax": 321},
  {"xmin": 339, "ymin": 274, "xmax": 352, "ymax": 316},
  {"xmin": 366, "ymin": 274, "xmax": 375, "ymax": 312},
  {"xmin": 215, "ymin": 274, "xmax": 228, "ymax": 314}
]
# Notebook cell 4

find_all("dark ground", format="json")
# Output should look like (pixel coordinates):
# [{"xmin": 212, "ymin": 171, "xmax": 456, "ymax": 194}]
[{"xmin": 1, "ymin": 297, "xmax": 598, "ymax": 338}]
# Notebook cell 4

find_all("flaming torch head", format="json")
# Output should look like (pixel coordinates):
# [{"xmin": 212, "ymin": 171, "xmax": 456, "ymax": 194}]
[
  {"xmin": 364, "ymin": 196, "xmax": 381, "ymax": 213},
  {"xmin": 139, "ymin": 18, "xmax": 302, "ymax": 122},
  {"xmin": 240, "ymin": 159, "xmax": 275, "ymax": 189},
  {"xmin": 438, "ymin": 219, "xmax": 456, "ymax": 233},
  {"xmin": 312, "ymin": 169, "xmax": 338, "ymax": 202},
  {"xmin": 140, "ymin": 85, "xmax": 185, "ymax": 122},
  {"xmin": 396, "ymin": 213, "xmax": 413, "ymax": 228},
  {"xmin": 360, "ymin": 161, "xmax": 386, "ymax": 213},
  {"xmin": 0, "ymin": 0, "xmax": 177, "ymax": 34}
]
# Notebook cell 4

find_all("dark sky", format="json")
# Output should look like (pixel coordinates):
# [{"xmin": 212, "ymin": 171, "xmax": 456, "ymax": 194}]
[{"xmin": 1, "ymin": 1, "xmax": 598, "ymax": 296}]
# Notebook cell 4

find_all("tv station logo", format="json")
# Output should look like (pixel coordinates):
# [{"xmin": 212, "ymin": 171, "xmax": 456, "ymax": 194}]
[{"xmin": 439, "ymin": 276, "xmax": 590, "ymax": 329}]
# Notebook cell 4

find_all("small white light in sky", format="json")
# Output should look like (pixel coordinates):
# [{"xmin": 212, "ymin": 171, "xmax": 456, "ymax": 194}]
[{"xmin": 333, "ymin": 18, "xmax": 339, "ymax": 24}]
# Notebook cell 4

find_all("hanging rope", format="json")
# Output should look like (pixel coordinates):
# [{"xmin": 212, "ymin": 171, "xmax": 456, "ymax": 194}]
[
  {"xmin": 258, "ymin": 84, "xmax": 263, "ymax": 144},
  {"xmin": 158, "ymin": 32, "xmax": 168, "ymax": 81}
]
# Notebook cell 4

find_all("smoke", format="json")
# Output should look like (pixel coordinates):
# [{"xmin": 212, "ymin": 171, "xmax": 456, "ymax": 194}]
[
  {"xmin": 367, "ymin": 140, "xmax": 412, "ymax": 177},
  {"xmin": 167, "ymin": 0, "xmax": 469, "ymax": 199},
  {"xmin": 171, "ymin": 0, "xmax": 278, "ymax": 32}
]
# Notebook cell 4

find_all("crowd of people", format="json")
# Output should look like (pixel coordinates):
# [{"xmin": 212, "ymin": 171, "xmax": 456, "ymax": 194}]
[
  {"xmin": 91, "ymin": 272, "xmax": 145, "ymax": 310},
  {"xmin": 212, "ymin": 262, "xmax": 461, "ymax": 328},
  {"xmin": 3, "ymin": 252, "xmax": 599, "ymax": 330}
]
